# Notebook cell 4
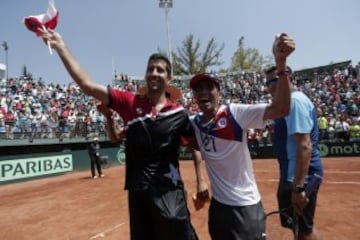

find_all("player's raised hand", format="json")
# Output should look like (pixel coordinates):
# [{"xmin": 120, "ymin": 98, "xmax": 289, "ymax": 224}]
[
  {"xmin": 40, "ymin": 28, "xmax": 66, "ymax": 51},
  {"xmin": 272, "ymin": 33, "xmax": 296, "ymax": 64}
]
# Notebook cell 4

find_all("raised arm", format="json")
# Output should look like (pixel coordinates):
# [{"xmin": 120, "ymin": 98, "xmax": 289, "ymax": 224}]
[
  {"xmin": 263, "ymin": 33, "xmax": 295, "ymax": 120},
  {"xmin": 41, "ymin": 30, "xmax": 109, "ymax": 105}
]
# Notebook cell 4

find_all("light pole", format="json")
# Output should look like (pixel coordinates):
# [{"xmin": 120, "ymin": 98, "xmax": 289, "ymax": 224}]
[
  {"xmin": 1, "ymin": 41, "xmax": 8, "ymax": 80},
  {"xmin": 159, "ymin": 0, "xmax": 173, "ymax": 76}
]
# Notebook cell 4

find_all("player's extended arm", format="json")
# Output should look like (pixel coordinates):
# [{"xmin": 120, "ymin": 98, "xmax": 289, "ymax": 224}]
[
  {"xmin": 192, "ymin": 149, "xmax": 209, "ymax": 196},
  {"xmin": 191, "ymin": 149, "xmax": 210, "ymax": 210},
  {"xmin": 292, "ymin": 133, "xmax": 312, "ymax": 213},
  {"xmin": 41, "ymin": 29, "xmax": 108, "ymax": 105},
  {"xmin": 293, "ymin": 133, "xmax": 312, "ymax": 187}
]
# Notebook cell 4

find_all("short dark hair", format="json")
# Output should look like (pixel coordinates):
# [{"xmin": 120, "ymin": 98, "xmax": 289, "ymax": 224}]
[
  {"xmin": 147, "ymin": 53, "xmax": 172, "ymax": 76},
  {"xmin": 265, "ymin": 66, "xmax": 277, "ymax": 75},
  {"xmin": 265, "ymin": 65, "xmax": 293, "ymax": 75}
]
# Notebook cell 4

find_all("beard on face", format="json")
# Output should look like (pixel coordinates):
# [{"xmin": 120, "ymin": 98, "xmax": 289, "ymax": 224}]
[{"xmin": 148, "ymin": 78, "xmax": 167, "ymax": 90}]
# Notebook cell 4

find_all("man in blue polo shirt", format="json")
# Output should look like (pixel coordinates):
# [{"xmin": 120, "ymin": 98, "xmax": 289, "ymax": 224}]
[{"xmin": 266, "ymin": 66, "xmax": 323, "ymax": 240}]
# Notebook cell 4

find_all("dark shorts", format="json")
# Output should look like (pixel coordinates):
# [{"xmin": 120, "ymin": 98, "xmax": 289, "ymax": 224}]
[
  {"xmin": 277, "ymin": 181, "xmax": 320, "ymax": 234},
  {"xmin": 209, "ymin": 198, "xmax": 266, "ymax": 240},
  {"xmin": 128, "ymin": 188, "xmax": 198, "ymax": 240}
]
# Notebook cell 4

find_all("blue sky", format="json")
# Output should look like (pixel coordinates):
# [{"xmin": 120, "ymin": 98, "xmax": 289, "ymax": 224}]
[{"xmin": 0, "ymin": 0, "xmax": 359, "ymax": 85}]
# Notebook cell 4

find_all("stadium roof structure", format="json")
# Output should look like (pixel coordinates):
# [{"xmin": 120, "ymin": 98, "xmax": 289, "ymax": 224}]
[{"xmin": 294, "ymin": 60, "xmax": 352, "ymax": 80}]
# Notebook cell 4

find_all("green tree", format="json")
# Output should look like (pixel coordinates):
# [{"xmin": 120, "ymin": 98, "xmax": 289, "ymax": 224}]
[
  {"xmin": 171, "ymin": 34, "xmax": 224, "ymax": 75},
  {"xmin": 21, "ymin": 65, "xmax": 32, "ymax": 78},
  {"xmin": 230, "ymin": 36, "xmax": 273, "ymax": 72}
]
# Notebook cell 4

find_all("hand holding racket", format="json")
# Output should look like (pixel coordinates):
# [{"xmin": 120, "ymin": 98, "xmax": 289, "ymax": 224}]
[{"xmin": 293, "ymin": 174, "xmax": 322, "ymax": 240}]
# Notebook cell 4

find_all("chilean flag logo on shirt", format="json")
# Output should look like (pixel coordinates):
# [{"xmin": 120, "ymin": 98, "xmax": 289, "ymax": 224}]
[
  {"xmin": 195, "ymin": 105, "xmax": 243, "ymax": 142},
  {"xmin": 217, "ymin": 117, "xmax": 227, "ymax": 128},
  {"xmin": 23, "ymin": 0, "xmax": 59, "ymax": 36}
]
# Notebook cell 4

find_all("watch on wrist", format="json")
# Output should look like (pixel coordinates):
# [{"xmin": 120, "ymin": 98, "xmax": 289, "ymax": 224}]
[{"xmin": 292, "ymin": 184, "xmax": 305, "ymax": 193}]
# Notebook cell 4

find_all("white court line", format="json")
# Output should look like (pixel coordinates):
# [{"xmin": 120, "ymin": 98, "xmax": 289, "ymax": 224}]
[
  {"xmin": 325, "ymin": 181, "xmax": 360, "ymax": 185},
  {"xmin": 257, "ymin": 179, "xmax": 360, "ymax": 185},
  {"xmin": 324, "ymin": 170, "xmax": 360, "ymax": 174},
  {"xmin": 257, "ymin": 179, "xmax": 279, "ymax": 182},
  {"xmin": 89, "ymin": 222, "xmax": 126, "ymax": 239},
  {"xmin": 256, "ymin": 170, "xmax": 360, "ymax": 174}
]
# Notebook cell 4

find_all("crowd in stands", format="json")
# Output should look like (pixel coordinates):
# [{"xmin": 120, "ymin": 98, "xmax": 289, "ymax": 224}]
[
  {"xmin": 0, "ymin": 77, "xmax": 109, "ymax": 142},
  {"xmin": 0, "ymin": 61, "xmax": 359, "ymax": 144},
  {"xmin": 180, "ymin": 62, "xmax": 360, "ymax": 145}
]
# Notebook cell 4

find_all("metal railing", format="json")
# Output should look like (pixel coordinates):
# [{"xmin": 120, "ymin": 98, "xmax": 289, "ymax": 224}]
[{"xmin": 0, "ymin": 121, "xmax": 109, "ymax": 144}]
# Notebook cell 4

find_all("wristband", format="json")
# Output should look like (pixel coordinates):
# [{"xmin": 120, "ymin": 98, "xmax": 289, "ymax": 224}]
[
  {"xmin": 292, "ymin": 184, "xmax": 305, "ymax": 193},
  {"xmin": 276, "ymin": 69, "xmax": 291, "ymax": 76}
]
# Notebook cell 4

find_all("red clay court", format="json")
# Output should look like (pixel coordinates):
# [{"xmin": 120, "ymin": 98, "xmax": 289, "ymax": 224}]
[{"xmin": 1, "ymin": 157, "xmax": 359, "ymax": 240}]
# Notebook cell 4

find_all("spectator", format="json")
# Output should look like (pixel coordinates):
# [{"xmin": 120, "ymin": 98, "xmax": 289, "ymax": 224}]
[
  {"xmin": 334, "ymin": 114, "xmax": 350, "ymax": 141},
  {"xmin": 261, "ymin": 126, "xmax": 271, "ymax": 146},
  {"xmin": 0, "ymin": 108, "xmax": 5, "ymax": 135},
  {"xmin": 39, "ymin": 110, "xmax": 50, "ymax": 138},
  {"xmin": 317, "ymin": 108, "xmax": 328, "ymax": 141},
  {"xmin": 4, "ymin": 109, "xmax": 16, "ymax": 139},
  {"xmin": 348, "ymin": 118, "xmax": 360, "ymax": 142},
  {"xmin": 67, "ymin": 109, "xmax": 77, "ymax": 138},
  {"xmin": 57, "ymin": 115, "xmax": 68, "ymax": 142}
]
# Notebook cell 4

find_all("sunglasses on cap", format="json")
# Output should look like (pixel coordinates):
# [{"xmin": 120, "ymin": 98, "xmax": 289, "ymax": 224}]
[{"xmin": 266, "ymin": 77, "xmax": 278, "ymax": 87}]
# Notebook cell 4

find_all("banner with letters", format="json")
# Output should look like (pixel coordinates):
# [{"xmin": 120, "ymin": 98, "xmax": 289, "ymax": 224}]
[{"xmin": 0, "ymin": 154, "xmax": 73, "ymax": 182}]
